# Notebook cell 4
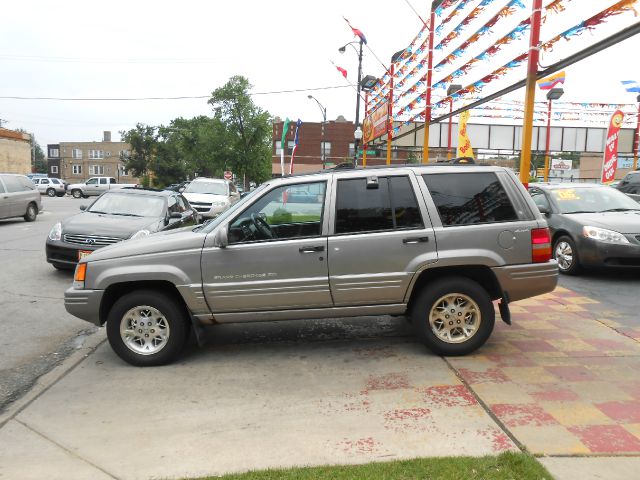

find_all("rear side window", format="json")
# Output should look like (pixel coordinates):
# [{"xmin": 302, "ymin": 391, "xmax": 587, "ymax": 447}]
[
  {"xmin": 2, "ymin": 175, "xmax": 28, "ymax": 192},
  {"xmin": 422, "ymin": 173, "xmax": 518, "ymax": 226},
  {"xmin": 17, "ymin": 176, "xmax": 35, "ymax": 190},
  {"xmin": 335, "ymin": 176, "xmax": 424, "ymax": 234}
]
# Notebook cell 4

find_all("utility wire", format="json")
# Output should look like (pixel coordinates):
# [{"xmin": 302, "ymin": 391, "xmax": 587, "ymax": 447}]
[{"xmin": 0, "ymin": 85, "xmax": 351, "ymax": 101}]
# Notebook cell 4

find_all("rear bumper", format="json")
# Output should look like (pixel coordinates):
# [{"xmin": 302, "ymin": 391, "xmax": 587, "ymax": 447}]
[
  {"xmin": 492, "ymin": 261, "xmax": 558, "ymax": 302},
  {"xmin": 64, "ymin": 287, "xmax": 104, "ymax": 325}
]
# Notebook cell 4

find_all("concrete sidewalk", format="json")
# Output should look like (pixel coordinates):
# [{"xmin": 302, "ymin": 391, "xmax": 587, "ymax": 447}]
[{"xmin": 1, "ymin": 288, "xmax": 640, "ymax": 479}]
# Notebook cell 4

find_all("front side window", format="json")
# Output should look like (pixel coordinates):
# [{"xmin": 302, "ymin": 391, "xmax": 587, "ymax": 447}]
[
  {"xmin": 0, "ymin": 179, "xmax": 5, "ymax": 193},
  {"xmin": 335, "ymin": 176, "xmax": 424, "ymax": 234},
  {"xmin": 422, "ymin": 173, "xmax": 518, "ymax": 226},
  {"xmin": 2, "ymin": 175, "xmax": 26, "ymax": 193},
  {"xmin": 86, "ymin": 178, "xmax": 98, "ymax": 185},
  {"xmin": 228, "ymin": 181, "xmax": 326, "ymax": 243},
  {"xmin": 41, "ymin": 179, "xmax": 50, "ymax": 185}
]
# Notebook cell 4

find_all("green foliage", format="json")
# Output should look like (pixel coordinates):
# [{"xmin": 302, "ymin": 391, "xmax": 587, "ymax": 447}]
[
  {"xmin": 269, "ymin": 208, "xmax": 292, "ymax": 225},
  {"xmin": 407, "ymin": 150, "xmax": 419, "ymax": 164},
  {"xmin": 119, "ymin": 124, "xmax": 157, "ymax": 178}
]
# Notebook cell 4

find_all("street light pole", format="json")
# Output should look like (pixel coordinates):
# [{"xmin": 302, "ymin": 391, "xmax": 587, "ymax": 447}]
[
  {"xmin": 353, "ymin": 38, "xmax": 364, "ymax": 166},
  {"xmin": 308, "ymin": 95, "xmax": 327, "ymax": 169},
  {"xmin": 544, "ymin": 87, "xmax": 564, "ymax": 181}
]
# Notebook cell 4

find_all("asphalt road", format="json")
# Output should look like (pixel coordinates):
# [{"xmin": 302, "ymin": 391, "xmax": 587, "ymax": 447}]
[{"xmin": 0, "ymin": 195, "xmax": 97, "ymax": 412}]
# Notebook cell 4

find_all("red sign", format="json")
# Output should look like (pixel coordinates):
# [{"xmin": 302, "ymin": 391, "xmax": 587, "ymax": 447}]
[
  {"xmin": 601, "ymin": 110, "xmax": 625, "ymax": 184},
  {"xmin": 223, "ymin": 170, "xmax": 233, "ymax": 180},
  {"xmin": 363, "ymin": 101, "xmax": 389, "ymax": 144}
]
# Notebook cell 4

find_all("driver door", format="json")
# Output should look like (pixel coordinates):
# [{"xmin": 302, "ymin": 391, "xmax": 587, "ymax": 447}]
[{"xmin": 201, "ymin": 179, "xmax": 332, "ymax": 314}]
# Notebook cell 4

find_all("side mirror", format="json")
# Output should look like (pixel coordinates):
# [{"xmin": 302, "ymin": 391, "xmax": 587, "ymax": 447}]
[
  {"xmin": 538, "ymin": 205, "xmax": 551, "ymax": 215},
  {"xmin": 178, "ymin": 186, "xmax": 186, "ymax": 193},
  {"xmin": 79, "ymin": 205, "xmax": 87, "ymax": 211},
  {"xmin": 212, "ymin": 225, "xmax": 228, "ymax": 248}
]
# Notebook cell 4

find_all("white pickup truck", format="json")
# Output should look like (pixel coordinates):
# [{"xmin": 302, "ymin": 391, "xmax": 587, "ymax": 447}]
[{"xmin": 67, "ymin": 177, "xmax": 138, "ymax": 198}]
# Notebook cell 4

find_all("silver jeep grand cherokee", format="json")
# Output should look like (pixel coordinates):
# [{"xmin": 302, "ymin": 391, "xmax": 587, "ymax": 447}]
[{"xmin": 65, "ymin": 165, "xmax": 558, "ymax": 366}]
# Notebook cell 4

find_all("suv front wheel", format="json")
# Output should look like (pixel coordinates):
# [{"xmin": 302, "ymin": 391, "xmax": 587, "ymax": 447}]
[
  {"xmin": 106, "ymin": 290, "xmax": 190, "ymax": 366},
  {"xmin": 412, "ymin": 277, "xmax": 495, "ymax": 356}
]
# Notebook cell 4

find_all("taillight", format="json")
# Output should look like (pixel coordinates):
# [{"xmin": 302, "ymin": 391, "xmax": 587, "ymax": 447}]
[{"xmin": 531, "ymin": 227, "xmax": 552, "ymax": 263}]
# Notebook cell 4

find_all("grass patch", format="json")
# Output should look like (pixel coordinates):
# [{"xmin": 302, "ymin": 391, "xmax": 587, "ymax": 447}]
[
  {"xmin": 267, "ymin": 215, "xmax": 320, "ymax": 225},
  {"xmin": 192, "ymin": 452, "xmax": 551, "ymax": 480}
]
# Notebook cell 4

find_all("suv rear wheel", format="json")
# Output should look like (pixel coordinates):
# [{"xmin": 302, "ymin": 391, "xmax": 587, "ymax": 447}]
[
  {"xmin": 412, "ymin": 277, "xmax": 495, "ymax": 356},
  {"xmin": 106, "ymin": 290, "xmax": 190, "ymax": 366},
  {"xmin": 23, "ymin": 202, "xmax": 37, "ymax": 222}
]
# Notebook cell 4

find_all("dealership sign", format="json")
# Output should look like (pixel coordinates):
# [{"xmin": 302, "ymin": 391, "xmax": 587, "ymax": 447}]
[
  {"xmin": 550, "ymin": 159, "xmax": 572, "ymax": 171},
  {"xmin": 600, "ymin": 110, "xmax": 624, "ymax": 184},
  {"xmin": 363, "ymin": 102, "xmax": 388, "ymax": 144}
]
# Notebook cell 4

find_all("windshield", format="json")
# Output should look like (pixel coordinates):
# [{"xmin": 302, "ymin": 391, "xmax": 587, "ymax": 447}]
[
  {"xmin": 184, "ymin": 181, "xmax": 228, "ymax": 195},
  {"xmin": 87, "ymin": 193, "xmax": 165, "ymax": 217},
  {"xmin": 200, "ymin": 183, "xmax": 269, "ymax": 233},
  {"xmin": 551, "ymin": 186, "xmax": 640, "ymax": 214}
]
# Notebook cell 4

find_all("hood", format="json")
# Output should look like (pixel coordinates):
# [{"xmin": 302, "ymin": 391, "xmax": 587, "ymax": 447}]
[
  {"xmin": 183, "ymin": 192, "xmax": 228, "ymax": 204},
  {"xmin": 86, "ymin": 226, "xmax": 206, "ymax": 262},
  {"xmin": 565, "ymin": 211, "xmax": 640, "ymax": 234},
  {"xmin": 68, "ymin": 182, "xmax": 86, "ymax": 189},
  {"xmin": 62, "ymin": 212, "xmax": 161, "ymax": 238}
]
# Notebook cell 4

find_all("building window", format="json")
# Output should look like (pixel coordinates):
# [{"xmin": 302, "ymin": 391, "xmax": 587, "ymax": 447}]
[
  {"xmin": 348, "ymin": 143, "xmax": 355, "ymax": 157},
  {"xmin": 72, "ymin": 148, "xmax": 83, "ymax": 159},
  {"xmin": 119, "ymin": 150, "xmax": 129, "ymax": 158},
  {"xmin": 49, "ymin": 148, "xmax": 59, "ymax": 158},
  {"xmin": 90, "ymin": 165, "xmax": 105, "ymax": 175},
  {"xmin": 120, "ymin": 166, "xmax": 129, "ymax": 176},
  {"xmin": 321, "ymin": 142, "xmax": 331, "ymax": 156},
  {"xmin": 105, "ymin": 151, "xmax": 111, "ymax": 157},
  {"xmin": 51, "ymin": 165, "xmax": 59, "ymax": 174},
  {"xmin": 72, "ymin": 165, "xmax": 82, "ymax": 175},
  {"xmin": 89, "ymin": 150, "xmax": 104, "ymax": 159},
  {"xmin": 274, "ymin": 141, "xmax": 282, "ymax": 155}
]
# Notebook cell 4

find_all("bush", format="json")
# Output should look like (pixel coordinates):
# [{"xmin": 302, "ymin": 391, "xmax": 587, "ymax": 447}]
[{"xmin": 270, "ymin": 208, "xmax": 292, "ymax": 225}]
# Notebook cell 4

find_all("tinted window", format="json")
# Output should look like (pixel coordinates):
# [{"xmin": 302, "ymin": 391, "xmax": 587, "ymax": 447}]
[
  {"xmin": 99, "ymin": 178, "xmax": 108, "ymax": 185},
  {"xmin": 2, "ymin": 175, "xmax": 27, "ymax": 193},
  {"xmin": 336, "ymin": 176, "xmax": 424, "ymax": 234},
  {"xmin": 0, "ymin": 179, "xmax": 5, "ymax": 193},
  {"xmin": 87, "ymin": 178, "xmax": 98, "ymax": 185},
  {"xmin": 41, "ymin": 179, "xmax": 50, "ymax": 184},
  {"xmin": 423, "ymin": 173, "xmax": 518, "ymax": 226},
  {"xmin": 167, "ymin": 196, "xmax": 180, "ymax": 214},
  {"xmin": 176, "ymin": 195, "xmax": 188, "ymax": 212},
  {"xmin": 530, "ymin": 189, "xmax": 551, "ymax": 211}
]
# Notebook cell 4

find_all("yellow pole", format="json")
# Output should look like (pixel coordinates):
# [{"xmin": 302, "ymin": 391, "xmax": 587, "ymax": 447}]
[
  {"xmin": 363, "ymin": 149, "xmax": 367, "ymax": 168},
  {"xmin": 519, "ymin": 0, "xmax": 543, "ymax": 186}
]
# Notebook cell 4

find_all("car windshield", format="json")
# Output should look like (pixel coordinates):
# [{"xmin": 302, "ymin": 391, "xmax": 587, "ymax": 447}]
[
  {"xmin": 551, "ymin": 186, "xmax": 640, "ymax": 214},
  {"xmin": 87, "ymin": 193, "xmax": 165, "ymax": 217},
  {"xmin": 184, "ymin": 181, "xmax": 227, "ymax": 195},
  {"xmin": 200, "ymin": 183, "xmax": 269, "ymax": 233}
]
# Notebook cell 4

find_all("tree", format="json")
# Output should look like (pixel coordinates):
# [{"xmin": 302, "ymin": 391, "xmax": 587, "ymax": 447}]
[
  {"xmin": 208, "ymin": 76, "xmax": 272, "ymax": 188},
  {"xmin": 120, "ymin": 124, "xmax": 158, "ymax": 186}
]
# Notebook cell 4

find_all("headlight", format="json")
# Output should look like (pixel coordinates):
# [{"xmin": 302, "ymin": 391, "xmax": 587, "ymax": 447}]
[
  {"xmin": 130, "ymin": 229, "xmax": 150, "ymax": 240},
  {"xmin": 48, "ymin": 222, "xmax": 62, "ymax": 241},
  {"xmin": 583, "ymin": 226, "xmax": 629, "ymax": 244}
]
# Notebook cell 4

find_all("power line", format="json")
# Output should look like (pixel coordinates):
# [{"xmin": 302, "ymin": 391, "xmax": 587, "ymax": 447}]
[{"xmin": 0, "ymin": 85, "xmax": 351, "ymax": 102}]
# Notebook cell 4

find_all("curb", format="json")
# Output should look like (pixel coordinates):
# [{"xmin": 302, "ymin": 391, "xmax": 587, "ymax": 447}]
[{"xmin": 0, "ymin": 329, "xmax": 106, "ymax": 429}]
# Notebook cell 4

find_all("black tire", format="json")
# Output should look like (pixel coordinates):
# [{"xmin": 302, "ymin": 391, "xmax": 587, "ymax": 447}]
[
  {"xmin": 56, "ymin": 192, "xmax": 65, "ymax": 197},
  {"xmin": 411, "ymin": 276, "xmax": 495, "ymax": 356},
  {"xmin": 553, "ymin": 235, "xmax": 581, "ymax": 275},
  {"xmin": 106, "ymin": 290, "xmax": 190, "ymax": 366},
  {"xmin": 23, "ymin": 203, "xmax": 37, "ymax": 222},
  {"xmin": 72, "ymin": 189, "xmax": 82, "ymax": 199},
  {"xmin": 46, "ymin": 188, "xmax": 56, "ymax": 197}
]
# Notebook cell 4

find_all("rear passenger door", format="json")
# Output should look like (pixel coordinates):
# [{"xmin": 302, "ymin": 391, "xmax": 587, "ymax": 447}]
[
  {"xmin": 327, "ymin": 172, "xmax": 437, "ymax": 306},
  {"xmin": 0, "ymin": 177, "xmax": 9, "ymax": 218},
  {"xmin": 420, "ymin": 171, "xmax": 535, "ymax": 266}
]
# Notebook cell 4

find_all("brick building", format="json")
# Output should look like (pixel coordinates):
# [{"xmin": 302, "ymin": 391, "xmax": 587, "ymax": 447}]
[
  {"xmin": 0, "ymin": 128, "xmax": 31, "ymax": 174},
  {"xmin": 48, "ymin": 131, "xmax": 136, "ymax": 183}
]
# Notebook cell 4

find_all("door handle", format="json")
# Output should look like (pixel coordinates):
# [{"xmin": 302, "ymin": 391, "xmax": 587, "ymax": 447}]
[
  {"xmin": 299, "ymin": 245, "xmax": 325, "ymax": 253},
  {"xmin": 403, "ymin": 236, "xmax": 429, "ymax": 244}
]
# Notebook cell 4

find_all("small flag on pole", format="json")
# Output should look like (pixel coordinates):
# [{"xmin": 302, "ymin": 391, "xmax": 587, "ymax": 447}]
[
  {"xmin": 537, "ymin": 71, "xmax": 565, "ymax": 90},
  {"xmin": 280, "ymin": 118, "xmax": 290, "ymax": 176},
  {"xmin": 289, "ymin": 119, "xmax": 302, "ymax": 175},
  {"xmin": 621, "ymin": 80, "xmax": 640, "ymax": 93},
  {"xmin": 336, "ymin": 66, "xmax": 348, "ymax": 79},
  {"xmin": 343, "ymin": 17, "xmax": 367, "ymax": 44}
]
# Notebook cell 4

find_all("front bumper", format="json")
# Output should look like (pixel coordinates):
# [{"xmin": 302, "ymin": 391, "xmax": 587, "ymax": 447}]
[
  {"xmin": 64, "ymin": 287, "xmax": 104, "ymax": 325},
  {"xmin": 577, "ymin": 236, "xmax": 640, "ymax": 268},
  {"xmin": 46, "ymin": 239, "xmax": 101, "ymax": 267},
  {"xmin": 492, "ymin": 261, "xmax": 559, "ymax": 303}
]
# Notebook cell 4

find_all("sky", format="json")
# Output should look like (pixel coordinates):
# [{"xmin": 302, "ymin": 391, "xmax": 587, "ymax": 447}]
[{"xmin": 1, "ymin": 0, "xmax": 639, "ymax": 148}]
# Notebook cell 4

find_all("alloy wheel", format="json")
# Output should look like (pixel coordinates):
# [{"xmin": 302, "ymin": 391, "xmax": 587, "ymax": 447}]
[{"xmin": 428, "ymin": 293, "xmax": 481, "ymax": 344}]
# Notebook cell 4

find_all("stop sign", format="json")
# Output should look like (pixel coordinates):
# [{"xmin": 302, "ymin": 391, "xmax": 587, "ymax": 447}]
[{"xmin": 223, "ymin": 171, "xmax": 232, "ymax": 180}]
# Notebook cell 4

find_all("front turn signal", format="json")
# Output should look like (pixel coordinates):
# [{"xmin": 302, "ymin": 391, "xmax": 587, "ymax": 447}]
[{"xmin": 74, "ymin": 262, "xmax": 87, "ymax": 282}]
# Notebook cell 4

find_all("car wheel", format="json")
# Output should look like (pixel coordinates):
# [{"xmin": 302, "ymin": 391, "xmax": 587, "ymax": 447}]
[
  {"xmin": 72, "ymin": 189, "xmax": 82, "ymax": 199},
  {"xmin": 553, "ymin": 235, "xmax": 581, "ymax": 275},
  {"xmin": 106, "ymin": 290, "xmax": 190, "ymax": 366},
  {"xmin": 23, "ymin": 203, "xmax": 37, "ymax": 222},
  {"xmin": 412, "ymin": 276, "xmax": 495, "ymax": 356},
  {"xmin": 46, "ymin": 188, "xmax": 56, "ymax": 197}
]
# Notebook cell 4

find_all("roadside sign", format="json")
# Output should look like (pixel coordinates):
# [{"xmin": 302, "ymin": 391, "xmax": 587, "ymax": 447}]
[{"xmin": 223, "ymin": 171, "xmax": 232, "ymax": 180}]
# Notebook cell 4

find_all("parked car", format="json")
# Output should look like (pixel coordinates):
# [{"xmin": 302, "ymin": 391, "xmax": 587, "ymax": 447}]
[
  {"xmin": 67, "ymin": 177, "xmax": 138, "ymax": 199},
  {"xmin": 32, "ymin": 177, "xmax": 67, "ymax": 197},
  {"xmin": 182, "ymin": 178, "xmax": 240, "ymax": 219},
  {"xmin": 615, "ymin": 170, "xmax": 640, "ymax": 202},
  {"xmin": 529, "ymin": 183, "xmax": 640, "ymax": 274},
  {"xmin": 47, "ymin": 188, "xmax": 198, "ymax": 270},
  {"xmin": 0, "ymin": 174, "xmax": 42, "ymax": 222},
  {"xmin": 64, "ymin": 164, "xmax": 558, "ymax": 366},
  {"xmin": 26, "ymin": 173, "xmax": 48, "ymax": 181},
  {"xmin": 164, "ymin": 181, "xmax": 190, "ymax": 192}
]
